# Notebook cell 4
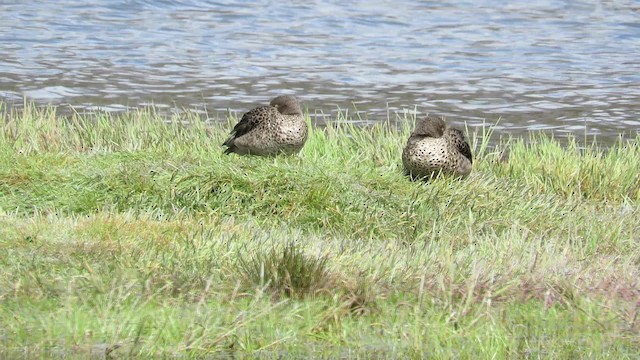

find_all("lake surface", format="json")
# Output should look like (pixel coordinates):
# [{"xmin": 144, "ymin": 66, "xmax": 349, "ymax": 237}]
[{"xmin": 1, "ymin": 0, "xmax": 639, "ymax": 142}]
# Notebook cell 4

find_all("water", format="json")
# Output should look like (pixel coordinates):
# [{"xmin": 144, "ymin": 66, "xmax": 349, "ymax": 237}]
[{"xmin": 1, "ymin": 0, "xmax": 639, "ymax": 142}]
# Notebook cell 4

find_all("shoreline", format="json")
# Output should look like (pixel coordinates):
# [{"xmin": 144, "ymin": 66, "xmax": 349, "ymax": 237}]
[{"xmin": 2, "ymin": 100, "xmax": 637, "ymax": 148}]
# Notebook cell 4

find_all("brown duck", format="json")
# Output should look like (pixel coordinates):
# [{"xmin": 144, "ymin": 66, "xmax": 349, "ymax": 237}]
[
  {"xmin": 402, "ymin": 115, "xmax": 473, "ymax": 179},
  {"xmin": 223, "ymin": 95, "xmax": 308, "ymax": 156}
]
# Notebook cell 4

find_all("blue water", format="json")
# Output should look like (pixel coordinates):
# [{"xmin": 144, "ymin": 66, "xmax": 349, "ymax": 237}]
[{"xmin": 1, "ymin": 0, "xmax": 639, "ymax": 141}]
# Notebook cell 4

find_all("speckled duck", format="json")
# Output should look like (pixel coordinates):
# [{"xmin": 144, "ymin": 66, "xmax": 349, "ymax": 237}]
[
  {"xmin": 402, "ymin": 115, "xmax": 473, "ymax": 179},
  {"xmin": 223, "ymin": 95, "xmax": 308, "ymax": 156}
]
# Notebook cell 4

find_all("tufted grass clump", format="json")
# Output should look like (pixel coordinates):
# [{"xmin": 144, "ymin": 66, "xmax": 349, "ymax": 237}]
[{"xmin": 237, "ymin": 241, "xmax": 331, "ymax": 299}]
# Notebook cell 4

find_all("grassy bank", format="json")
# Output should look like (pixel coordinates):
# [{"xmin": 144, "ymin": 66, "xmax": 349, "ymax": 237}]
[{"xmin": 0, "ymin": 103, "xmax": 639, "ymax": 358}]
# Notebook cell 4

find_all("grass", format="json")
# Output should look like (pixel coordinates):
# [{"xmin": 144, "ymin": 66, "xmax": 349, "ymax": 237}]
[
  {"xmin": 0, "ymin": 102, "xmax": 639, "ymax": 358},
  {"xmin": 237, "ymin": 240, "xmax": 331, "ymax": 299}
]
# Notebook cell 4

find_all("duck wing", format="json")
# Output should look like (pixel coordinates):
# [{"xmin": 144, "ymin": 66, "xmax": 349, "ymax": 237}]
[
  {"xmin": 455, "ymin": 138, "xmax": 473, "ymax": 164},
  {"xmin": 223, "ymin": 106, "xmax": 275, "ymax": 147}
]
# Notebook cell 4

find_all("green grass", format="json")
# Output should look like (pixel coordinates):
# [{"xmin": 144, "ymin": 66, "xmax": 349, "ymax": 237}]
[{"xmin": 0, "ymin": 103, "xmax": 639, "ymax": 358}]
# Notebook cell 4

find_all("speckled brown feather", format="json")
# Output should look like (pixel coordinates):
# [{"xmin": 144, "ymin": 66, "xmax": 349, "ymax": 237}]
[
  {"xmin": 223, "ymin": 95, "xmax": 308, "ymax": 156},
  {"xmin": 402, "ymin": 116, "xmax": 473, "ymax": 179},
  {"xmin": 446, "ymin": 128, "xmax": 473, "ymax": 164},
  {"xmin": 223, "ymin": 106, "xmax": 277, "ymax": 154}
]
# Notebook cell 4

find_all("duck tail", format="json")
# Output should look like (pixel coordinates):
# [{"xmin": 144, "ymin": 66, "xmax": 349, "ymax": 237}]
[
  {"xmin": 412, "ymin": 115, "xmax": 446, "ymax": 138},
  {"xmin": 222, "ymin": 137, "xmax": 236, "ymax": 155}
]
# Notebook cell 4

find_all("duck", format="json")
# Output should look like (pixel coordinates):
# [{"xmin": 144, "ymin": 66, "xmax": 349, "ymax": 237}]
[
  {"xmin": 402, "ymin": 115, "xmax": 473, "ymax": 179},
  {"xmin": 223, "ymin": 95, "xmax": 308, "ymax": 156}
]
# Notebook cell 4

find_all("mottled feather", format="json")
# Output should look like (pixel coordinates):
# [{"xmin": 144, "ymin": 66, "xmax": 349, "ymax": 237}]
[
  {"xmin": 222, "ymin": 95, "xmax": 307, "ymax": 156},
  {"xmin": 402, "ymin": 115, "xmax": 473, "ymax": 179},
  {"xmin": 447, "ymin": 128, "xmax": 473, "ymax": 164},
  {"xmin": 222, "ymin": 106, "xmax": 276, "ymax": 154}
]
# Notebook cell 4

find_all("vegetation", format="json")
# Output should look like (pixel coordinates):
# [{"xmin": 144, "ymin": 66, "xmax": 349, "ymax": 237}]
[{"xmin": 0, "ymin": 103, "xmax": 638, "ymax": 358}]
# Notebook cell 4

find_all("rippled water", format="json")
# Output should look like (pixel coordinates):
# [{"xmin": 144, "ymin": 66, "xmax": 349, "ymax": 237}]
[{"xmin": 1, "ymin": 0, "xmax": 639, "ymax": 141}]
